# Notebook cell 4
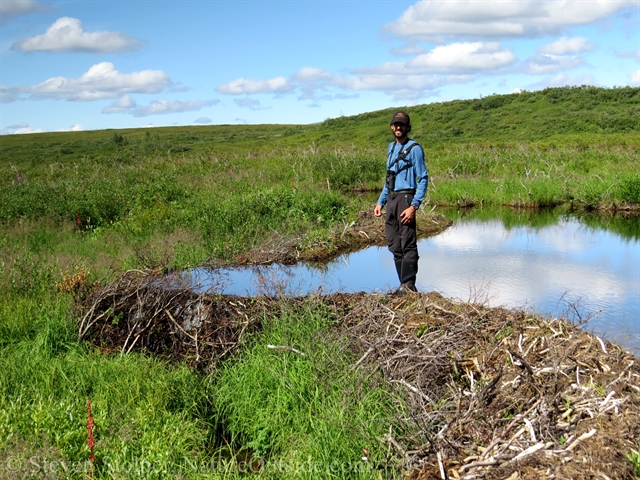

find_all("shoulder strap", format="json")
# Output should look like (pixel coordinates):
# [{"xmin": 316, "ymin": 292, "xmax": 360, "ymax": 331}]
[{"xmin": 389, "ymin": 142, "xmax": 420, "ymax": 172}]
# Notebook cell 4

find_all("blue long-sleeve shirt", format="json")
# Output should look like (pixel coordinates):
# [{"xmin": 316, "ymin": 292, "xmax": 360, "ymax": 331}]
[{"xmin": 377, "ymin": 139, "xmax": 428, "ymax": 209}]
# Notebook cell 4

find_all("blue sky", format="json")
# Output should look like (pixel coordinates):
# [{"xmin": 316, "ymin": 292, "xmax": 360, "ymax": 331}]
[{"xmin": 1, "ymin": 0, "xmax": 638, "ymax": 134}]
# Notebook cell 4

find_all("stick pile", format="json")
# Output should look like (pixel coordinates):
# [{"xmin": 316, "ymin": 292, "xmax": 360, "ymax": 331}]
[
  {"xmin": 78, "ymin": 272, "xmax": 640, "ymax": 478},
  {"xmin": 330, "ymin": 292, "xmax": 640, "ymax": 479},
  {"xmin": 78, "ymin": 269, "xmax": 262, "ymax": 369}
]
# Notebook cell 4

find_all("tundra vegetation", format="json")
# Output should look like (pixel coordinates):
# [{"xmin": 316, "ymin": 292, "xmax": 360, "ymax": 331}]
[{"xmin": 1, "ymin": 86, "xmax": 639, "ymax": 479}]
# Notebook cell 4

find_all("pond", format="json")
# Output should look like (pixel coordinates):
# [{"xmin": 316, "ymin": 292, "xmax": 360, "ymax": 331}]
[{"xmin": 185, "ymin": 207, "xmax": 640, "ymax": 354}]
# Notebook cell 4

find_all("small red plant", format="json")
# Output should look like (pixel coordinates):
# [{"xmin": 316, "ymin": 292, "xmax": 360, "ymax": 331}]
[{"xmin": 87, "ymin": 397, "xmax": 95, "ymax": 477}]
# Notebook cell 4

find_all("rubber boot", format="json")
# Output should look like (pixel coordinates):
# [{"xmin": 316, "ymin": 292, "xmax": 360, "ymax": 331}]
[
  {"xmin": 394, "ymin": 259, "xmax": 403, "ymax": 285},
  {"xmin": 400, "ymin": 259, "xmax": 418, "ymax": 292},
  {"xmin": 393, "ymin": 259, "xmax": 407, "ymax": 295}
]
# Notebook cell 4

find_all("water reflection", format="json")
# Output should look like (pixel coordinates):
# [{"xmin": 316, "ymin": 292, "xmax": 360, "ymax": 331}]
[{"xmin": 186, "ymin": 208, "xmax": 640, "ymax": 354}]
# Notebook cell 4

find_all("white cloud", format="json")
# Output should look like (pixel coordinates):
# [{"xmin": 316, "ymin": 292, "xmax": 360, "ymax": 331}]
[
  {"xmin": 234, "ymin": 97, "xmax": 262, "ymax": 109},
  {"xmin": 23, "ymin": 62, "xmax": 172, "ymax": 101},
  {"xmin": 58, "ymin": 124, "xmax": 85, "ymax": 132},
  {"xmin": 194, "ymin": 117, "xmax": 212, "ymax": 124},
  {"xmin": 539, "ymin": 37, "xmax": 594, "ymax": 55},
  {"xmin": 292, "ymin": 67, "xmax": 333, "ymax": 82},
  {"xmin": 1, "ymin": 86, "xmax": 20, "ymax": 103},
  {"xmin": 616, "ymin": 49, "xmax": 640, "ymax": 59},
  {"xmin": 11, "ymin": 17, "xmax": 140, "ymax": 53},
  {"xmin": 523, "ymin": 54, "xmax": 585, "ymax": 75},
  {"xmin": 218, "ymin": 64, "xmax": 474, "ymax": 103},
  {"xmin": 103, "ymin": 95, "xmax": 217, "ymax": 116},
  {"xmin": 631, "ymin": 70, "xmax": 640, "ymax": 86},
  {"xmin": 102, "ymin": 95, "xmax": 137, "ymax": 113},
  {"xmin": 389, "ymin": 43, "xmax": 427, "ymax": 56},
  {"xmin": 383, "ymin": 0, "xmax": 636, "ymax": 41},
  {"xmin": 128, "ymin": 99, "xmax": 218, "ymax": 117},
  {"xmin": 216, "ymin": 76, "xmax": 293, "ymax": 95},
  {"xmin": 1, "ymin": 122, "xmax": 30, "ymax": 134},
  {"xmin": 407, "ymin": 42, "xmax": 516, "ymax": 74},
  {"xmin": 355, "ymin": 43, "xmax": 515, "ymax": 75},
  {"xmin": 336, "ymin": 73, "xmax": 472, "ymax": 100},
  {"xmin": 14, "ymin": 127, "xmax": 44, "ymax": 134},
  {"xmin": 0, "ymin": 0, "xmax": 46, "ymax": 20},
  {"xmin": 530, "ymin": 73, "xmax": 597, "ymax": 89}
]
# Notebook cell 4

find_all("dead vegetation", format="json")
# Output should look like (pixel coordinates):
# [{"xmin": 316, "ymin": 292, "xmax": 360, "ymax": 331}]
[
  {"xmin": 232, "ymin": 210, "xmax": 453, "ymax": 265},
  {"xmin": 333, "ymin": 292, "xmax": 640, "ymax": 479},
  {"xmin": 78, "ymin": 270, "xmax": 264, "ymax": 369},
  {"xmin": 78, "ymin": 270, "xmax": 639, "ymax": 479}
]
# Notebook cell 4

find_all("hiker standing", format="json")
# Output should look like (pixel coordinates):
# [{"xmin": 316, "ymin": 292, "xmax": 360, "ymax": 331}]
[{"xmin": 374, "ymin": 111, "xmax": 428, "ymax": 294}]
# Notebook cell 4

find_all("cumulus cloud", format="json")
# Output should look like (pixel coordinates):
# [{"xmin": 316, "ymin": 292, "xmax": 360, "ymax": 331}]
[
  {"xmin": 529, "ymin": 73, "xmax": 597, "ymax": 89},
  {"xmin": 218, "ymin": 63, "xmax": 474, "ymax": 102},
  {"xmin": 103, "ymin": 97, "xmax": 218, "ymax": 117},
  {"xmin": 539, "ymin": 37, "xmax": 594, "ymax": 55},
  {"xmin": 11, "ymin": 17, "xmax": 140, "ymax": 53},
  {"xmin": 389, "ymin": 43, "xmax": 427, "ymax": 56},
  {"xmin": 234, "ymin": 97, "xmax": 262, "ymax": 109},
  {"xmin": 14, "ymin": 126, "xmax": 45, "ymax": 134},
  {"xmin": 617, "ymin": 49, "xmax": 640, "ymax": 59},
  {"xmin": 102, "ymin": 94, "xmax": 137, "ymax": 113},
  {"xmin": 22, "ymin": 62, "xmax": 172, "ymax": 101},
  {"xmin": 356, "ymin": 42, "xmax": 516, "ymax": 75},
  {"xmin": 130, "ymin": 99, "xmax": 217, "ymax": 117},
  {"xmin": 522, "ymin": 54, "xmax": 585, "ymax": 75},
  {"xmin": 1, "ymin": 122, "xmax": 31, "ymax": 134},
  {"xmin": 631, "ymin": 70, "xmax": 640, "ymax": 86},
  {"xmin": 0, "ymin": 0, "xmax": 46, "ymax": 21},
  {"xmin": 1, "ymin": 86, "xmax": 20, "ymax": 103},
  {"xmin": 58, "ymin": 124, "xmax": 85, "ymax": 132},
  {"xmin": 336, "ymin": 73, "xmax": 471, "ymax": 99},
  {"xmin": 383, "ymin": 0, "xmax": 636, "ymax": 42},
  {"xmin": 216, "ymin": 76, "xmax": 293, "ymax": 95},
  {"xmin": 404, "ymin": 42, "xmax": 516, "ymax": 74}
]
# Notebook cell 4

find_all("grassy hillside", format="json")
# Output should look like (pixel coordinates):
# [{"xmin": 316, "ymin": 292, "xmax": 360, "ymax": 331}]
[
  {"xmin": 321, "ymin": 85, "xmax": 640, "ymax": 144},
  {"xmin": 2, "ymin": 85, "xmax": 638, "ymax": 156}
]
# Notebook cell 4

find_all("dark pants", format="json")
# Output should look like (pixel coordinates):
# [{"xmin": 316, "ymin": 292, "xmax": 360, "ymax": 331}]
[{"xmin": 385, "ymin": 193, "xmax": 419, "ymax": 288}]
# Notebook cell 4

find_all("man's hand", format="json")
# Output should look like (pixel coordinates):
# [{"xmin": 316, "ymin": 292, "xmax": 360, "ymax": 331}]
[
  {"xmin": 374, "ymin": 204, "xmax": 383, "ymax": 217},
  {"xmin": 400, "ymin": 205, "xmax": 416, "ymax": 224}
]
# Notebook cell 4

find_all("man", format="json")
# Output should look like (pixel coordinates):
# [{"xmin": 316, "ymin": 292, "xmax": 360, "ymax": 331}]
[{"xmin": 374, "ymin": 111, "xmax": 428, "ymax": 294}]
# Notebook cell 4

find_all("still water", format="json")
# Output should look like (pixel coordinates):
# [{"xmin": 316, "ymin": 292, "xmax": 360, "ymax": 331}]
[{"xmin": 186, "ymin": 208, "xmax": 640, "ymax": 354}]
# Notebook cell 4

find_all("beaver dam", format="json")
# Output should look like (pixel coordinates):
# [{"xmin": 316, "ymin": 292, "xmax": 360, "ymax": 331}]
[{"xmin": 76, "ymin": 213, "xmax": 639, "ymax": 479}]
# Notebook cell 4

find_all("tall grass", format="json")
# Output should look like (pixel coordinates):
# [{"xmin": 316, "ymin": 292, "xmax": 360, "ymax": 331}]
[
  {"xmin": 211, "ymin": 299, "xmax": 403, "ymax": 479},
  {"xmin": 0, "ymin": 286, "xmax": 404, "ymax": 478},
  {"xmin": 0, "ymin": 289, "xmax": 216, "ymax": 479}
]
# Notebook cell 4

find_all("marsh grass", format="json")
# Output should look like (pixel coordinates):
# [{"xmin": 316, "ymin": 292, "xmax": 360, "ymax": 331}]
[
  {"xmin": 211, "ymin": 300, "xmax": 402, "ymax": 478},
  {"xmin": 0, "ymin": 290, "xmax": 215, "ymax": 479}
]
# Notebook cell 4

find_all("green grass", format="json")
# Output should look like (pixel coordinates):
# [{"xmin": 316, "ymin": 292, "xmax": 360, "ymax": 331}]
[
  {"xmin": 1, "ymin": 85, "xmax": 639, "ymax": 479},
  {"xmin": 0, "ymin": 290, "xmax": 214, "ymax": 479},
  {"xmin": 211, "ymin": 300, "xmax": 402, "ymax": 478},
  {"xmin": 627, "ymin": 448, "xmax": 640, "ymax": 477},
  {"xmin": 0, "ymin": 286, "xmax": 403, "ymax": 478}
]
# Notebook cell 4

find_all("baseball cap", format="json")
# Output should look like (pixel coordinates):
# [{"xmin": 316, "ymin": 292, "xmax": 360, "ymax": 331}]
[{"xmin": 390, "ymin": 111, "xmax": 410, "ymax": 125}]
